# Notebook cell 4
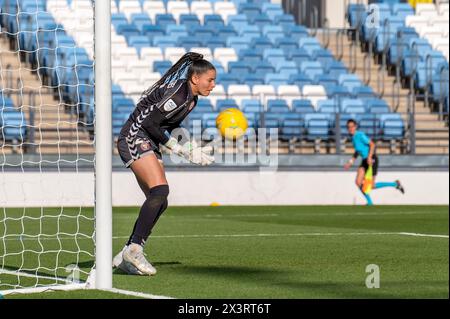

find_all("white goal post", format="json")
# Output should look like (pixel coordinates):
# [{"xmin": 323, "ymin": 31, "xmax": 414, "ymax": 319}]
[
  {"xmin": 94, "ymin": 0, "xmax": 112, "ymax": 291},
  {"xmin": 0, "ymin": 0, "xmax": 112, "ymax": 295}
]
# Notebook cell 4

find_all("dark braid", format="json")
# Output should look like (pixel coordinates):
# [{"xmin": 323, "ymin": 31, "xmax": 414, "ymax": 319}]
[{"xmin": 140, "ymin": 52, "xmax": 210, "ymax": 99}]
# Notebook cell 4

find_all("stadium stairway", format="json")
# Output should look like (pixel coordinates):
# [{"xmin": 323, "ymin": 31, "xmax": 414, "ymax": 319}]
[
  {"xmin": 320, "ymin": 33, "xmax": 449, "ymax": 154},
  {"xmin": 0, "ymin": 35, "xmax": 93, "ymax": 154}
]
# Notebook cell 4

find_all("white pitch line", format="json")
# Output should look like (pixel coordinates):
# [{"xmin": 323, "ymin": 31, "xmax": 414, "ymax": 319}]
[
  {"xmin": 398, "ymin": 232, "xmax": 449, "ymax": 239},
  {"xmin": 0, "ymin": 283, "xmax": 87, "ymax": 296},
  {"xmin": 2, "ymin": 232, "xmax": 448, "ymax": 242},
  {"xmin": 114, "ymin": 232, "xmax": 450, "ymax": 239},
  {"xmin": 204, "ymin": 213, "xmax": 279, "ymax": 218},
  {"xmin": 0, "ymin": 269, "xmax": 76, "ymax": 283},
  {"xmin": 104, "ymin": 288, "xmax": 174, "ymax": 299}
]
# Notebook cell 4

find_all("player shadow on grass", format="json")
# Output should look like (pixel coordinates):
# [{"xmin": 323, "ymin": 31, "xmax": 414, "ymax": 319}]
[
  {"xmin": 173, "ymin": 265, "xmax": 434, "ymax": 298},
  {"xmin": 67, "ymin": 260, "xmax": 94, "ymax": 269}
]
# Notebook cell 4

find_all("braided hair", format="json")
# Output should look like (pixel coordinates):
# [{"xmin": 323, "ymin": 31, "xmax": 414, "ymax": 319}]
[{"xmin": 140, "ymin": 52, "xmax": 215, "ymax": 99}]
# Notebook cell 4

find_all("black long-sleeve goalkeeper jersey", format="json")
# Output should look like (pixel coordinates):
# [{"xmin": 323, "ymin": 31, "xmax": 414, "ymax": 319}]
[{"xmin": 120, "ymin": 79, "xmax": 198, "ymax": 145}]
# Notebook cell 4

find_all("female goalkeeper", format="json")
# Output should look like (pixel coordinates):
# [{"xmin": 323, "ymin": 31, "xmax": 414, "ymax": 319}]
[{"xmin": 113, "ymin": 52, "xmax": 216, "ymax": 275}]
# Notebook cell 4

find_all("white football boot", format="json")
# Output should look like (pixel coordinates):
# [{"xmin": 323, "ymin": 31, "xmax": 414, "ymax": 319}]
[
  {"xmin": 112, "ymin": 246, "xmax": 127, "ymax": 268},
  {"xmin": 122, "ymin": 243, "xmax": 157, "ymax": 276},
  {"xmin": 117, "ymin": 260, "xmax": 145, "ymax": 275}
]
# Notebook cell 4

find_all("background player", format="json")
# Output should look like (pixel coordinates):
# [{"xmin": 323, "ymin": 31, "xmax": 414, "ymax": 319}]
[{"xmin": 344, "ymin": 119, "xmax": 405, "ymax": 206}]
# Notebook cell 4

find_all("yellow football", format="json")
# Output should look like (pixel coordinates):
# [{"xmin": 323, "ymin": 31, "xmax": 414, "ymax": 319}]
[{"xmin": 215, "ymin": 108, "xmax": 248, "ymax": 141}]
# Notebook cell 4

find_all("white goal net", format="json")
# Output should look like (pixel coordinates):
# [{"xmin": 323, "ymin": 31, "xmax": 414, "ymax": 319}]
[{"xmin": 0, "ymin": 0, "xmax": 98, "ymax": 295}]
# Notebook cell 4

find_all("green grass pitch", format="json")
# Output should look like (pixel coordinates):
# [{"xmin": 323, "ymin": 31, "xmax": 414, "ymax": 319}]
[{"xmin": 1, "ymin": 205, "xmax": 448, "ymax": 299}]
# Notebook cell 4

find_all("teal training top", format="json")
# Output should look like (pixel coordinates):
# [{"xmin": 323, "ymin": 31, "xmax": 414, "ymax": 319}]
[{"xmin": 352, "ymin": 130, "xmax": 371, "ymax": 159}]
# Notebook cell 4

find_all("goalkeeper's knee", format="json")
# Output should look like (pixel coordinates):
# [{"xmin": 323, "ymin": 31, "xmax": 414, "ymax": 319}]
[
  {"xmin": 148, "ymin": 184, "xmax": 169, "ymax": 204},
  {"xmin": 148, "ymin": 185, "xmax": 169, "ymax": 222}
]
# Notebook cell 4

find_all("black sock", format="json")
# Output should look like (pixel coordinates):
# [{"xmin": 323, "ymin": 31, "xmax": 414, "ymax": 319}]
[{"xmin": 128, "ymin": 185, "xmax": 170, "ymax": 246}]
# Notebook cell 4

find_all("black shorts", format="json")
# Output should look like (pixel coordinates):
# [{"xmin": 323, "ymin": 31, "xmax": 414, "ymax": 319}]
[
  {"xmin": 359, "ymin": 154, "xmax": 379, "ymax": 176},
  {"xmin": 117, "ymin": 135, "xmax": 162, "ymax": 168}
]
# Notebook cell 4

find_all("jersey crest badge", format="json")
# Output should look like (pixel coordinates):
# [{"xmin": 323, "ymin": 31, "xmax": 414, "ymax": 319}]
[{"xmin": 163, "ymin": 99, "xmax": 178, "ymax": 112}]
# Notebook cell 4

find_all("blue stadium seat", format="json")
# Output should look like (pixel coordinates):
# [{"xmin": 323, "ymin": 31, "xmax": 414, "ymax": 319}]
[
  {"xmin": 130, "ymin": 13, "xmax": 152, "ymax": 31},
  {"xmin": 299, "ymin": 38, "xmax": 322, "ymax": 55},
  {"xmin": 304, "ymin": 114, "xmax": 331, "ymax": 140},
  {"xmin": 275, "ymin": 38, "xmax": 298, "ymax": 52},
  {"xmin": 315, "ymin": 74, "xmax": 338, "ymax": 87},
  {"xmin": 152, "ymin": 36, "xmax": 177, "ymax": 49},
  {"xmin": 191, "ymin": 25, "xmax": 215, "ymax": 39},
  {"xmin": 142, "ymin": 25, "xmax": 165, "ymax": 38},
  {"xmin": 431, "ymin": 65, "xmax": 449, "ymax": 103},
  {"xmin": 253, "ymin": 61, "xmax": 276, "ymax": 76},
  {"xmin": 359, "ymin": 114, "xmax": 381, "ymax": 137},
  {"xmin": 228, "ymin": 14, "xmax": 249, "ymax": 30},
  {"xmin": 261, "ymin": 2, "xmax": 284, "ymax": 20},
  {"xmin": 240, "ymin": 49, "xmax": 264, "ymax": 63},
  {"xmin": 325, "ymin": 85, "xmax": 351, "ymax": 98},
  {"xmin": 415, "ymin": 51, "xmax": 447, "ymax": 90},
  {"xmin": 180, "ymin": 14, "xmax": 201, "ymax": 27},
  {"xmin": 263, "ymin": 48, "xmax": 286, "ymax": 64},
  {"xmin": 300, "ymin": 61, "xmax": 324, "ymax": 80},
  {"xmin": 111, "ymin": 13, "xmax": 128, "ymax": 30},
  {"xmin": 128, "ymin": 36, "xmax": 151, "ymax": 55},
  {"xmin": 267, "ymin": 99, "xmax": 290, "ymax": 113},
  {"xmin": 275, "ymin": 61, "xmax": 298, "ymax": 76},
  {"xmin": 318, "ymin": 99, "xmax": 339, "ymax": 113},
  {"xmin": 348, "ymin": 3, "xmax": 367, "ymax": 28},
  {"xmin": 166, "ymin": 24, "xmax": 188, "ymax": 37},
  {"xmin": 243, "ymin": 74, "xmax": 265, "ymax": 86},
  {"xmin": 287, "ymin": 48, "xmax": 311, "ymax": 67},
  {"xmin": 178, "ymin": 37, "xmax": 202, "ymax": 50},
  {"xmin": 262, "ymin": 25, "xmax": 284, "ymax": 43},
  {"xmin": 227, "ymin": 37, "xmax": 250, "ymax": 53},
  {"xmin": 367, "ymin": 99, "xmax": 391, "ymax": 114},
  {"xmin": 153, "ymin": 60, "xmax": 172, "ymax": 74},
  {"xmin": 312, "ymin": 49, "xmax": 335, "ymax": 66},
  {"xmin": 325, "ymin": 61, "xmax": 348, "ymax": 78},
  {"xmin": 0, "ymin": 106, "xmax": 27, "ymax": 142},
  {"xmin": 240, "ymin": 3, "xmax": 261, "ymax": 16},
  {"xmin": 217, "ymin": 74, "xmax": 240, "ymax": 89},
  {"xmin": 265, "ymin": 73, "xmax": 289, "ymax": 87},
  {"xmin": 216, "ymin": 25, "xmax": 238, "ymax": 38},
  {"xmin": 229, "ymin": 61, "xmax": 252, "ymax": 75},
  {"xmin": 281, "ymin": 116, "xmax": 305, "ymax": 140},
  {"xmin": 204, "ymin": 14, "xmax": 225, "ymax": 28},
  {"xmin": 217, "ymin": 99, "xmax": 239, "ymax": 111},
  {"xmin": 380, "ymin": 113, "xmax": 404, "ymax": 140},
  {"xmin": 392, "ymin": 3, "xmax": 415, "ymax": 20},
  {"xmin": 239, "ymin": 25, "xmax": 261, "ymax": 39},
  {"xmin": 250, "ymin": 14, "xmax": 272, "ymax": 29},
  {"xmin": 242, "ymin": 100, "xmax": 264, "ymax": 114},
  {"xmin": 339, "ymin": 74, "xmax": 362, "ymax": 92},
  {"xmin": 293, "ymin": 99, "xmax": 315, "ymax": 114},
  {"xmin": 341, "ymin": 99, "xmax": 366, "ymax": 113},
  {"xmin": 155, "ymin": 14, "xmax": 176, "ymax": 28},
  {"xmin": 352, "ymin": 86, "xmax": 375, "ymax": 98},
  {"xmin": 251, "ymin": 37, "xmax": 274, "ymax": 51},
  {"xmin": 274, "ymin": 14, "xmax": 295, "ymax": 28},
  {"xmin": 283, "ymin": 25, "xmax": 309, "ymax": 40},
  {"xmin": 289, "ymin": 74, "xmax": 312, "ymax": 88}
]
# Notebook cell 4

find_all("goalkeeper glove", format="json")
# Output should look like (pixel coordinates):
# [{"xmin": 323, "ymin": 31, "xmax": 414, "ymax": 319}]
[{"xmin": 164, "ymin": 137, "xmax": 214, "ymax": 166}]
